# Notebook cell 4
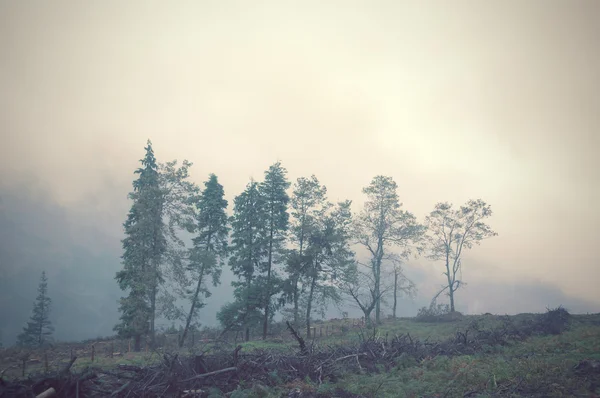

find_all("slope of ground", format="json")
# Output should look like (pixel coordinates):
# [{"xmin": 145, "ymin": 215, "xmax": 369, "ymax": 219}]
[{"xmin": 1, "ymin": 310, "xmax": 599, "ymax": 397}]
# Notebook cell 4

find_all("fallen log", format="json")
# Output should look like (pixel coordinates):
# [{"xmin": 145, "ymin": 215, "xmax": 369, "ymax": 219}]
[
  {"xmin": 35, "ymin": 387, "xmax": 56, "ymax": 398},
  {"xmin": 180, "ymin": 367, "xmax": 237, "ymax": 383}
]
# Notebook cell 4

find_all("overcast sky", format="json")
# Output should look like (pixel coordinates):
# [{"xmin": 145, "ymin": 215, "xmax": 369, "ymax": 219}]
[{"xmin": 1, "ymin": 0, "xmax": 599, "ymax": 316}]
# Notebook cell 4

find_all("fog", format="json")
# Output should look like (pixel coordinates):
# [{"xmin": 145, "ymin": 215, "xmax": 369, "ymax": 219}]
[{"xmin": 1, "ymin": 1, "xmax": 599, "ymax": 345}]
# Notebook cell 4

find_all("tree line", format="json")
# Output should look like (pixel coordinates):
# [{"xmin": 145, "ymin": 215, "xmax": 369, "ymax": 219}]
[
  {"xmin": 13, "ymin": 139, "xmax": 497, "ymax": 350},
  {"xmin": 113, "ymin": 140, "xmax": 497, "ymax": 351}
]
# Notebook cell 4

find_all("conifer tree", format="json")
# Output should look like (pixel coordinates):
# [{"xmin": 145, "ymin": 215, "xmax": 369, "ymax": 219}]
[
  {"xmin": 258, "ymin": 161, "xmax": 290, "ymax": 339},
  {"xmin": 221, "ymin": 180, "xmax": 267, "ymax": 341},
  {"xmin": 179, "ymin": 174, "xmax": 229, "ymax": 347},
  {"xmin": 115, "ymin": 140, "xmax": 167, "ymax": 350},
  {"xmin": 17, "ymin": 271, "xmax": 53, "ymax": 347}
]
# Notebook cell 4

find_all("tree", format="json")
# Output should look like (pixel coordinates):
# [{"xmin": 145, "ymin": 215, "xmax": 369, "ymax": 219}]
[
  {"xmin": 353, "ymin": 176, "xmax": 425, "ymax": 324},
  {"xmin": 303, "ymin": 200, "xmax": 356, "ymax": 337},
  {"xmin": 115, "ymin": 140, "xmax": 167, "ymax": 351},
  {"xmin": 217, "ymin": 285, "xmax": 264, "ymax": 341},
  {"xmin": 387, "ymin": 254, "xmax": 416, "ymax": 319},
  {"xmin": 17, "ymin": 271, "xmax": 54, "ymax": 347},
  {"xmin": 258, "ymin": 162, "xmax": 290, "ymax": 339},
  {"xmin": 342, "ymin": 267, "xmax": 386, "ymax": 328},
  {"xmin": 153, "ymin": 160, "xmax": 201, "ymax": 336},
  {"xmin": 179, "ymin": 174, "xmax": 229, "ymax": 347},
  {"xmin": 285, "ymin": 175, "xmax": 327, "ymax": 328},
  {"xmin": 425, "ymin": 199, "xmax": 498, "ymax": 312},
  {"xmin": 226, "ymin": 180, "xmax": 268, "ymax": 341}
]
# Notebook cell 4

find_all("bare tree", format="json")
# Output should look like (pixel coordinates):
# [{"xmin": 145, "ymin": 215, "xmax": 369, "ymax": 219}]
[
  {"xmin": 425, "ymin": 199, "xmax": 498, "ymax": 312},
  {"xmin": 386, "ymin": 254, "xmax": 416, "ymax": 319},
  {"xmin": 353, "ymin": 176, "xmax": 425, "ymax": 324},
  {"xmin": 342, "ymin": 267, "xmax": 389, "ymax": 327}
]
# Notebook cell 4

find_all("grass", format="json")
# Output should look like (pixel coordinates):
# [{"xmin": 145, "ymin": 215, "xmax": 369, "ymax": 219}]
[
  {"xmin": 316, "ymin": 325, "xmax": 600, "ymax": 397},
  {"xmin": 1, "ymin": 312, "xmax": 599, "ymax": 397}
]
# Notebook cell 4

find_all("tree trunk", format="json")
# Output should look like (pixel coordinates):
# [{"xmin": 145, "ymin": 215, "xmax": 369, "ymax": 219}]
[
  {"xmin": 393, "ymin": 270, "xmax": 398, "ymax": 318},
  {"xmin": 245, "ymin": 327, "xmax": 250, "ymax": 342},
  {"xmin": 180, "ymin": 266, "xmax": 205, "ymax": 348},
  {"xmin": 293, "ymin": 276, "xmax": 299, "ymax": 327},
  {"xmin": 263, "ymin": 229, "xmax": 274, "ymax": 340},
  {"xmin": 306, "ymin": 274, "xmax": 317, "ymax": 338},
  {"xmin": 150, "ymin": 283, "xmax": 156, "ymax": 348},
  {"xmin": 446, "ymin": 260, "xmax": 455, "ymax": 312},
  {"xmin": 375, "ymin": 261, "xmax": 381, "ymax": 324},
  {"xmin": 363, "ymin": 309, "xmax": 373, "ymax": 328},
  {"xmin": 134, "ymin": 334, "xmax": 141, "ymax": 352}
]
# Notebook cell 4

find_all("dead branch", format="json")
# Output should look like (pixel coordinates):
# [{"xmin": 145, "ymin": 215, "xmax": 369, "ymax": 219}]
[
  {"xmin": 35, "ymin": 387, "xmax": 56, "ymax": 398},
  {"xmin": 60, "ymin": 356, "xmax": 77, "ymax": 376},
  {"xmin": 180, "ymin": 367, "xmax": 237, "ymax": 383},
  {"xmin": 286, "ymin": 321, "xmax": 308, "ymax": 355}
]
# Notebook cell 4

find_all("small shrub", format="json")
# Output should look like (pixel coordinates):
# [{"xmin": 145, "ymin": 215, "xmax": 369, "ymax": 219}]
[
  {"xmin": 416, "ymin": 304, "xmax": 462, "ymax": 322},
  {"xmin": 536, "ymin": 306, "xmax": 571, "ymax": 335}
]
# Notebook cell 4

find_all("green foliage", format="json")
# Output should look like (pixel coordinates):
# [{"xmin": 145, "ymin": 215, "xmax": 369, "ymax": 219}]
[
  {"xmin": 229, "ymin": 180, "xmax": 267, "ymax": 282},
  {"xmin": 302, "ymin": 200, "xmax": 356, "ymax": 335},
  {"xmin": 216, "ymin": 285, "xmax": 264, "ymax": 334},
  {"xmin": 114, "ymin": 140, "xmax": 167, "ymax": 346},
  {"xmin": 190, "ymin": 174, "xmax": 229, "ymax": 259},
  {"xmin": 223, "ymin": 166, "xmax": 287, "ymax": 334},
  {"xmin": 283, "ymin": 175, "xmax": 329, "ymax": 328},
  {"xmin": 258, "ymin": 162, "xmax": 291, "ymax": 338},
  {"xmin": 353, "ymin": 175, "xmax": 425, "ymax": 324},
  {"xmin": 259, "ymin": 162, "xmax": 290, "ymax": 261},
  {"xmin": 17, "ymin": 271, "xmax": 54, "ymax": 347},
  {"xmin": 178, "ymin": 174, "xmax": 229, "ymax": 346},
  {"xmin": 415, "ymin": 303, "xmax": 459, "ymax": 323}
]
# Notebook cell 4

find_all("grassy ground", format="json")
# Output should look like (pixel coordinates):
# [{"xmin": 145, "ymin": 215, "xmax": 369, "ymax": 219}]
[
  {"xmin": 310, "ymin": 324, "xmax": 600, "ymax": 397},
  {"xmin": 1, "ymin": 313, "xmax": 599, "ymax": 397},
  {"xmin": 229, "ymin": 313, "xmax": 600, "ymax": 397}
]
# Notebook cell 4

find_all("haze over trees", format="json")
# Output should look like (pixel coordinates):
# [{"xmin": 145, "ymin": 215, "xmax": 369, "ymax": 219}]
[
  {"xmin": 114, "ymin": 141, "xmax": 166, "ymax": 351},
  {"xmin": 219, "ymin": 180, "xmax": 268, "ymax": 342},
  {"xmin": 44, "ymin": 140, "xmax": 500, "ymax": 350},
  {"xmin": 352, "ymin": 176, "xmax": 426, "ymax": 324},
  {"xmin": 178, "ymin": 174, "xmax": 229, "ymax": 348},
  {"xmin": 425, "ymin": 200, "xmax": 498, "ymax": 312},
  {"xmin": 258, "ymin": 162, "xmax": 291, "ymax": 339},
  {"xmin": 17, "ymin": 271, "xmax": 54, "ymax": 347}
]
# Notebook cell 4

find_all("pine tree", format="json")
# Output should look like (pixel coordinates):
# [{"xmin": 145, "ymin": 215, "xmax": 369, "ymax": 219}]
[
  {"xmin": 115, "ymin": 140, "xmax": 167, "ymax": 351},
  {"xmin": 222, "ymin": 180, "xmax": 268, "ymax": 341},
  {"xmin": 179, "ymin": 174, "xmax": 229, "ymax": 347},
  {"xmin": 17, "ymin": 271, "xmax": 54, "ymax": 347},
  {"xmin": 258, "ymin": 161, "xmax": 290, "ymax": 339}
]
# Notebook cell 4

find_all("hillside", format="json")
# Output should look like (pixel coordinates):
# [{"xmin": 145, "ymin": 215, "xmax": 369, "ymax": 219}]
[{"xmin": 1, "ymin": 309, "xmax": 599, "ymax": 397}]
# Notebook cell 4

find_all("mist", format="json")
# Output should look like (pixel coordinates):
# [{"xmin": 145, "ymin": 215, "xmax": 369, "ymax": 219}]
[{"xmin": 1, "ymin": 1, "xmax": 599, "ymax": 346}]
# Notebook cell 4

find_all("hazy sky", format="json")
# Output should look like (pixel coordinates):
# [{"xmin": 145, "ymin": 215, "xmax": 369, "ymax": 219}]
[{"xmin": 1, "ymin": 1, "xmax": 599, "ymax": 312}]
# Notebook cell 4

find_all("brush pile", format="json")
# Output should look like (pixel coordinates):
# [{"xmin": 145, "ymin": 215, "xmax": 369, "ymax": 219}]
[{"xmin": 0, "ymin": 308, "xmax": 576, "ymax": 397}]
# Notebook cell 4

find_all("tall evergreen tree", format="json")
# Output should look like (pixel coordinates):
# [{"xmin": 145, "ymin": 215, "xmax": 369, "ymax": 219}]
[
  {"xmin": 224, "ymin": 180, "xmax": 268, "ymax": 341},
  {"xmin": 179, "ymin": 174, "xmax": 229, "ymax": 347},
  {"xmin": 17, "ymin": 271, "xmax": 53, "ymax": 347},
  {"xmin": 258, "ymin": 162, "xmax": 290, "ymax": 339},
  {"xmin": 115, "ymin": 140, "xmax": 167, "ymax": 350}
]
